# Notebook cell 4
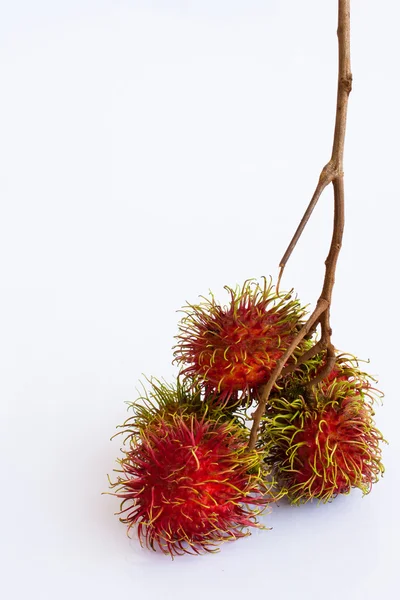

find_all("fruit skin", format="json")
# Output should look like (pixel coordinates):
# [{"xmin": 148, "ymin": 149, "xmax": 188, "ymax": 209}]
[
  {"xmin": 109, "ymin": 380, "xmax": 272, "ymax": 556},
  {"xmin": 174, "ymin": 278, "xmax": 307, "ymax": 405},
  {"xmin": 262, "ymin": 356, "xmax": 385, "ymax": 503}
]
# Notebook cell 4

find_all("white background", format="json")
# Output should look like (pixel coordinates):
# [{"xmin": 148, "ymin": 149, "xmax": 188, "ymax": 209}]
[{"xmin": 1, "ymin": 1, "xmax": 399, "ymax": 598}]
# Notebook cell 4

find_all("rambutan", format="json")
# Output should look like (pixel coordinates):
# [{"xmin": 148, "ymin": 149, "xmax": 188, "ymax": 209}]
[
  {"xmin": 174, "ymin": 278, "xmax": 306, "ymax": 404},
  {"xmin": 109, "ymin": 381, "xmax": 271, "ymax": 556},
  {"xmin": 263, "ymin": 358, "xmax": 385, "ymax": 503}
]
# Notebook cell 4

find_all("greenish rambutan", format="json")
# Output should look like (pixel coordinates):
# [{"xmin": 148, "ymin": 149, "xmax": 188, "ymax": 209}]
[
  {"xmin": 109, "ymin": 380, "xmax": 273, "ymax": 556},
  {"xmin": 174, "ymin": 278, "xmax": 307, "ymax": 405},
  {"xmin": 262, "ymin": 355, "xmax": 385, "ymax": 503}
]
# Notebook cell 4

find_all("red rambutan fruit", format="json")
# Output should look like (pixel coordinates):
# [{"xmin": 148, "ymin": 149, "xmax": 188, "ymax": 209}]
[
  {"xmin": 174, "ymin": 278, "xmax": 306, "ymax": 404},
  {"xmin": 109, "ymin": 380, "xmax": 271, "ymax": 556},
  {"xmin": 262, "ymin": 357, "xmax": 385, "ymax": 503}
]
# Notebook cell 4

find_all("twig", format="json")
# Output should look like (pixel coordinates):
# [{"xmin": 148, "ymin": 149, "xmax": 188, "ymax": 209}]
[
  {"xmin": 306, "ymin": 342, "xmax": 336, "ymax": 388},
  {"xmin": 248, "ymin": 300, "xmax": 328, "ymax": 449},
  {"xmin": 276, "ymin": 161, "xmax": 336, "ymax": 293},
  {"xmin": 249, "ymin": 0, "xmax": 352, "ymax": 450},
  {"xmin": 280, "ymin": 335, "xmax": 327, "ymax": 378}
]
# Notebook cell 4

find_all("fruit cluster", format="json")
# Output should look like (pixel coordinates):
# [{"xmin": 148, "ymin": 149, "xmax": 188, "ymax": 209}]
[{"xmin": 109, "ymin": 279, "xmax": 385, "ymax": 556}]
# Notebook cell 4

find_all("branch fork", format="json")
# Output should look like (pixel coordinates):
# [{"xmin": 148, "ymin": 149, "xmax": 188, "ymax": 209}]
[{"xmin": 249, "ymin": 0, "xmax": 352, "ymax": 450}]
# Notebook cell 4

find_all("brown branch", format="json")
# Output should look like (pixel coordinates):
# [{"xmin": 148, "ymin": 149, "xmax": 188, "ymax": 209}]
[
  {"xmin": 277, "ymin": 1, "xmax": 351, "ymax": 291},
  {"xmin": 248, "ymin": 299, "xmax": 328, "ymax": 450},
  {"xmin": 306, "ymin": 343, "xmax": 336, "ymax": 388},
  {"xmin": 280, "ymin": 333, "xmax": 326, "ymax": 378},
  {"xmin": 277, "ymin": 161, "xmax": 336, "ymax": 293},
  {"xmin": 249, "ymin": 0, "xmax": 352, "ymax": 450}
]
